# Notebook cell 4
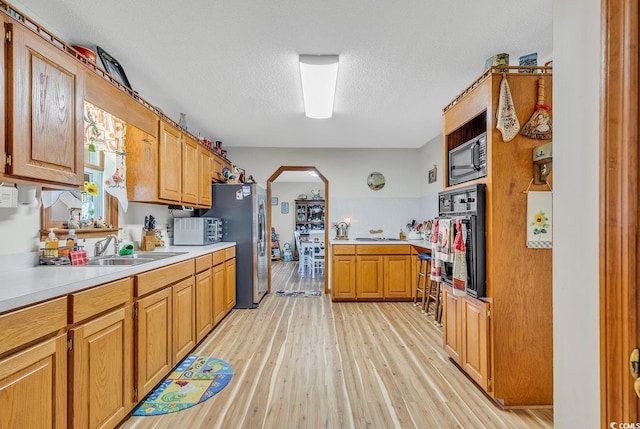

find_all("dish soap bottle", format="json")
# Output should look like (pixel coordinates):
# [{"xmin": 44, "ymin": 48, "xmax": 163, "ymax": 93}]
[
  {"xmin": 45, "ymin": 228, "xmax": 59, "ymax": 257},
  {"xmin": 399, "ymin": 229, "xmax": 407, "ymax": 240},
  {"xmin": 66, "ymin": 229, "xmax": 77, "ymax": 252}
]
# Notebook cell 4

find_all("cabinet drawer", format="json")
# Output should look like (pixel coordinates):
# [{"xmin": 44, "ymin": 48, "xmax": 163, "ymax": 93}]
[
  {"xmin": 212, "ymin": 250, "xmax": 225, "ymax": 266},
  {"xmin": 224, "ymin": 246, "xmax": 236, "ymax": 260},
  {"xmin": 0, "ymin": 297, "xmax": 67, "ymax": 354},
  {"xmin": 70, "ymin": 277, "xmax": 132, "ymax": 323},
  {"xmin": 135, "ymin": 260, "xmax": 195, "ymax": 297},
  {"xmin": 356, "ymin": 244, "xmax": 411, "ymax": 255},
  {"xmin": 195, "ymin": 254, "xmax": 213, "ymax": 273},
  {"xmin": 332, "ymin": 245, "xmax": 355, "ymax": 255}
]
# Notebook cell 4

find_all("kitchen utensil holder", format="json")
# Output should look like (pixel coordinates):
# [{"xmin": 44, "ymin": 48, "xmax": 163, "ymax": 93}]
[{"xmin": 140, "ymin": 229, "xmax": 156, "ymax": 251}]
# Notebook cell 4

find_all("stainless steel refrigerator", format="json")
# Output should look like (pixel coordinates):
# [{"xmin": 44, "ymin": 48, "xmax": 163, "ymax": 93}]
[{"xmin": 201, "ymin": 183, "xmax": 268, "ymax": 308}]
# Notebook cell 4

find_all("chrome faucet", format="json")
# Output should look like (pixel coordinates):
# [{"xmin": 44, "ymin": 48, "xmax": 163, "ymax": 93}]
[{"xmin": 94, "ymin": 234, "xmax": 120, "ymax": 257}]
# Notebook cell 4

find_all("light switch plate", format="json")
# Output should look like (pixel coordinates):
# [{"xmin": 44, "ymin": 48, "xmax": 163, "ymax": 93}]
[{"xmin": 0, "ymin": 186, "xmax": 18, "ymax": 208}]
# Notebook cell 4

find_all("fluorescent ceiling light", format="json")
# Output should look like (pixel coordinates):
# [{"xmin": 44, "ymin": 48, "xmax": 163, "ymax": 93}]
[
  {"xmin": 299, "ymin": 55, "xmax": 339, "ymax": 119},
  {"xmin": 308, "ymin": 171, "xmax": 318, "ymax": 177}
]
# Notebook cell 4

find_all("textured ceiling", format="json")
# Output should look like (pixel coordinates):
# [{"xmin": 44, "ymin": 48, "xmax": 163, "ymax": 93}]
[{"xmin": 13, "ymin": 0, "xmax": 552, "ymax": 149}]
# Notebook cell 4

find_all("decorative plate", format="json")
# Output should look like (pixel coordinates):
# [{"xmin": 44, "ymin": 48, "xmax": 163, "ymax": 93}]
[{"xmin": 367, "ymin": 172, "xmax": 385, "ymax": 190}]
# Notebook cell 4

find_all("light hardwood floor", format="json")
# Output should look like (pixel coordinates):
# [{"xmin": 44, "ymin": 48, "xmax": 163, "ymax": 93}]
[{"xmin": 119, "ymin": 261, "xmax": 553, "ymax": 429}]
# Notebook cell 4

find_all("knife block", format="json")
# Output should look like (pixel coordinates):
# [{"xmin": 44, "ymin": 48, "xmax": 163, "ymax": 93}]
[{"xmin": 140, "ymin": 229, "xmax": 156, "ymax": 251}]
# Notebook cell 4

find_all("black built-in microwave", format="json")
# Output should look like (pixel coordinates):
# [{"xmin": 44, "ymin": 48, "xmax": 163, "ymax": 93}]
[{"xmin": 448, "ymin": 132, "xmax": 487, "ymax": 186}]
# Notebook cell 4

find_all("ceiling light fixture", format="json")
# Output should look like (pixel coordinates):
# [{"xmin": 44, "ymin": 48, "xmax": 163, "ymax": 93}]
[
  {"xmin": 308, "ymin": 171, "xmax": 318, "ymax": 177},
  {"xmin": 299, "ymin": 55, "xmax": 339, "ymax": 119}
]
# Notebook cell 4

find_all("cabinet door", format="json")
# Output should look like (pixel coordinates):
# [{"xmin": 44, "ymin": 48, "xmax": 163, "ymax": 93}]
[
  {"xmin": 198, "ymin": 146, "xmax": 212, "ymax": 207},
  {"xmin": 356, "ymin": 255, "xmax": 384, "ymax": 299},
  {"xmin": 172, "ymin": 277, "xmax": 196, "ymax": 364},
  {"xmin": 195, "ymin": 268, "xmax": 213, "ymax": 342},
  {"xmin": 135, "ymin": 288, "xmax": 172, "ymax": 399},
  {"xmin": 225, "ymin": 258, "xmax": 236, "ymax": 312},
  {"xmin": 461, "ymin": 297, "xmax": 491, "ymax": 392},
  {"xmin": 181, "ymin": 135, "xmax": 199, "ymax": 205},
  {"xmin": 0, "ymin": 333, "xmax": 67, "ymax": 429},
  {"xmin": 212, "ymin": 262, "xmax": 226, "ymax": 325},
  {"xmin": 443, "ymin": 288, "xmax": 462, "ymax": 363},
  {"xmin": 332, "ymin": 255, "xmax": 356, "ymax": 299},
  {"xmin": 158, "ymin": 121, "xmax": 182, "ymax": 202},
  {"xmin": 211, "ymin": 155, "xmax": 224, "ymax": 183},
  {"xmin": 7, "ymin": 21, "xmax": 84, "ymax": 186},
  {"xmin": 69, "ymin": 306, "xmax": 133, "ymax": 429},
  {"xmin": 383, "ymin": 255, "xmax": 412, "ymax": 299}
]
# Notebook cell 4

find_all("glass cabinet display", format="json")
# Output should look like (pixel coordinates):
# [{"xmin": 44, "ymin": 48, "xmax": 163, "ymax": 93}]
[{"xmin": 294, "ymin": 200, "xmax": 325, "ymax": 232}]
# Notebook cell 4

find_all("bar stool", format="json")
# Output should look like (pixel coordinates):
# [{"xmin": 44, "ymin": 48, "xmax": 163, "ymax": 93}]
[
  {"xmin": 414, "ymin": 253, "xmax": 431, "ymax": 313},
  {"xmin": 425, "ymin": 277, "xmax": 443, "ymax": 326}
]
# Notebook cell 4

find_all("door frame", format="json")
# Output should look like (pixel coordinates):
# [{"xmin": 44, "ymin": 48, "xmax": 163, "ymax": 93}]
[
  {"xmin": 601, "ymin": 0, "xmax": 639, "ymax": 424},
  {"xmin": 266, "ymin": 166, "xmax": 329, "ymax": 294}
]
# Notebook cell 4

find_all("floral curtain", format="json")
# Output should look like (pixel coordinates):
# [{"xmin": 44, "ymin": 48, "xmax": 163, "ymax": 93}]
[{"xmin": 84, "ymin": 102, "xmax": 128, "ymax": 212}]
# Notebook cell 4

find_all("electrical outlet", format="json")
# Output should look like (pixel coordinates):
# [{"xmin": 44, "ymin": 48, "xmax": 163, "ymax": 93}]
[{"xmin": 0, "ymin": 186, "xmax": 18, "ymax": 208}]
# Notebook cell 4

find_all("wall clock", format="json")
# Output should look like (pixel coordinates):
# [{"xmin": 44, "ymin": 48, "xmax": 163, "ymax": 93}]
[{"xmin": 367, "ymin": 172, "xmax": 385, "ymax": 190}]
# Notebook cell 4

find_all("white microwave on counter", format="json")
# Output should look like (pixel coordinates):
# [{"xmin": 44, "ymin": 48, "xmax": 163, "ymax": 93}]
[{"xmin": 173, "ymin": 217, "xmax": 222, "ymax": 245}]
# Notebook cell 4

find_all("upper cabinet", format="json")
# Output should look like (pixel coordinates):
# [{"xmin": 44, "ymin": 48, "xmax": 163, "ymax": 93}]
[
  {"xmin": 127, "ymin": 120, "xmax": 213, "ymax": 208},
  {"xmin": 4, "ymin": 17, "xmax": 85, "ymax": 188}
]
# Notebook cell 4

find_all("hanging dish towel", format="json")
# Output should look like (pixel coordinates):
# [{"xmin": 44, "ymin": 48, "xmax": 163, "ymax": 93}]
[
  {"xmin": 437, "ymin": 218, "xmax": 454, "ymax": 263},
  {"xmin": 452, "ymin": 219, "xmax": 468, "ymax": 296},
  {"xmin": 430, "ymin": 220, "xmax": 441, "ymax": 281},
  {"xmin": 526, "ymin": 191, "xmax": 553, "ymax": 248},
  {"xmin": 496, "ymin": 74, "xmax": 520, "ymax": 142}
]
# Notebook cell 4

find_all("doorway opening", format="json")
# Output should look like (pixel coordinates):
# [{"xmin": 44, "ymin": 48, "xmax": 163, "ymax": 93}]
[{"xmin": 267, "ymin": 166, "xmax": 329, "ymax": 295}]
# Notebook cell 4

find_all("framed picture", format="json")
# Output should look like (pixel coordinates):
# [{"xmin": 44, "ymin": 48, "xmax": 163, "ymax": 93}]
[
  {"xmin": 428, "ymin": 166, "xmax": 437, "ymax": 184},
  {"xmin": 271, "ymin": 197, "xmax": 278, "ymax": 205},
  {"xmin": 281, "ymin": 202, "xmax": 289, "ymax": 214},
  {"xmin": 96, "ymin": 46, "xmax": 132, "ymax": 89}
]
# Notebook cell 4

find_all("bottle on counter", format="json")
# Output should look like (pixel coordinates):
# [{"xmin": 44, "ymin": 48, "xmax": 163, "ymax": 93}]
[
  {"xmin": 399, "ymin": 229, "xmax": 407, "ymax": 240},
  {"xmin": 45, "ymin": 228, "xmax": 59, "ymax": 257},
  {"xmin": 66, "ymin": 229, "xmax": 77, "ymax": 252}
]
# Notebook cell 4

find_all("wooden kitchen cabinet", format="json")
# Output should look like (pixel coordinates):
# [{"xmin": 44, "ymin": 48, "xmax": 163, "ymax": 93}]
[
  {"xmin": 443, "ymin": 287, "xmax": 462, "ymax": 363},
  {"xmin": 0, "ymin": 297, "xmax": 68, "ymax": 429},
  {"xmin": 68, "ymin": 278, "xmax": 133, "ymax": 429},
  {"xmin": 181, "ymin": 134, "xmax": 200, "ymax": 205},
  {"xmin": 5, "ymin": 18, "xmax": 85, "ymax": 188},
  {"xmin": 356, "ymin": 255, "xmax": 383, "ymax": 299},
  {"xmin": 441, "ymin": 67, "xmax": 552, "ymax": 407},
  {"xmin": 172, "ymin": 277, "xmax": 196, "ymax": 364},
  {"xmin": 195, "ymin": 255, "xmax": 214, "ymax": 343},
  {"xmin": 212, "ymin": 261, "xmax": 226, "ymax": 325},
  {"xmin": 334, "ymin": 244, "xmax": 412, "ymax": 301},
  {"xmin": 199, "ymin": 146, "xmax": 213, "ymax": 206},
  {"xmin": 225, "ymin": 248, "xmax": 237, "ymax": 312},
  {"xmin": 135, "ymin": 288, "xmax": 172, "ymax": 399},
  {"xmin": 211, "ymin": 153, "xmax": 231, "ymax": 183},
  {"xmin": 158, "ymin": 120, "xmax": 183, "ymax": 202}
]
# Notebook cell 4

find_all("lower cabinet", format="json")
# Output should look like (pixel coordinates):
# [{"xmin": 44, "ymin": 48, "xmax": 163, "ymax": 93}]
[
  {"xmin": 135, "ymin": 287, "xmax": 173, "ymax": 400},
  {"xmin": 224, "ymin": 257, "xmax": 236, "ymax": 312},
  {"xmin": 195, "ymin": 266, "xmax": 214, "ymax": 343},
  {"xmin": 0, "ymin": 297, "xmax": 68, "ymax": 429},
  {"xmin": 212, "ymin": 261, "xmax": 226, "ymax": 325},
  {"xmin": 172, "ymin": 277, "xmax": 196, "ymax": 364},
  {"xmin": 443, "ymin": 285, "xmax": 491, "ymax": 392},
  {"xmin": 332, "ymin": 244, "xmax": 411, "ymax": 301}
]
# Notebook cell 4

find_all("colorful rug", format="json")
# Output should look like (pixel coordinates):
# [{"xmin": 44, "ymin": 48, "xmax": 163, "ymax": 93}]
[
  {"xmin": 275, "ymin": 289, "xmax": 322, "ymax": 297},
  {"xmin": 132, "ymin": 355, "xmax": 233, "ymax": 416}
]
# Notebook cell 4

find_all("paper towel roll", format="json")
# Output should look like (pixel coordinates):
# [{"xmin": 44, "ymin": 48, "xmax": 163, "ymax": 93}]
[{"xmin": 16, "ymin": 184, "xmax": 41, "ymax": 206}]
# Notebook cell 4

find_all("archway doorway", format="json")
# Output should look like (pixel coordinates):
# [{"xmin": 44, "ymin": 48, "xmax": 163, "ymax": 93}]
[{"xmin": 267, "ymin": 166, "xmax": 329, "ymax": 294}]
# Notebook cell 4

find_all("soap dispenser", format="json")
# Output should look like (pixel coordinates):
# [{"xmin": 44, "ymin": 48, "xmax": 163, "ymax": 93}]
[
  {"xmin": 45, "ymin": 228, "xmax": 59, "ymax": 257},
  {"xmin": 66, "ymin": 229, "xmax": 77, "ymax": 252}
]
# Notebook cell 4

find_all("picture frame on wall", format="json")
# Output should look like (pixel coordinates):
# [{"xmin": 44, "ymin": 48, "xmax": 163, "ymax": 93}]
[
  {"xmin": 428, "ymin": 165, "xmax": 437, "ymax": 184},
  {"xmin": 281, "ymin": 202, "xmax": 289, "ymax": 214},
  {"xmin": 271, "ymin": 197, "xmax": 278, "ymax": 205}
]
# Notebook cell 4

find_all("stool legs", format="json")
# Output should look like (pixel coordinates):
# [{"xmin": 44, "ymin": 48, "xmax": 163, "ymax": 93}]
[
  {"xmin": 414, "ymin": 258, "xmax": 429, "ymax": 313},
  {"xmin": 425, "ymin": 280, "xmax": 442, "ymax": 325}
]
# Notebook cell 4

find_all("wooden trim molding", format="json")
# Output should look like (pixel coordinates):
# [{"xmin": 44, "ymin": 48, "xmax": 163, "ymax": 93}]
[
  {"xmin": 601, "ymin": 0, "xmax": 640, "ymax": 424},
  {"xmin": 266, "ymin": 166, "xmax": 329, "ymax": 294}
]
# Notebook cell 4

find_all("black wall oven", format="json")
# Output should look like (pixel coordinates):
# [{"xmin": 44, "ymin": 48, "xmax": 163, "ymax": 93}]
[{"xmin": 438, "ymin": 183, "xmax": 486, "ymax": 298}]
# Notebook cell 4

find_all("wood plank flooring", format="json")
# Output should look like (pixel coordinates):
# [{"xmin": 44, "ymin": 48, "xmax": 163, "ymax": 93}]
[{"xmin": 119, "ymin": 261, "xmax": 553, "ymax": 429}]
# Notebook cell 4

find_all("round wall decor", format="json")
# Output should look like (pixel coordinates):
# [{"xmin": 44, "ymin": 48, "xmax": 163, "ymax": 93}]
[{"xmin": 367, "ymin": 172, "xmax": 385, "ymax": 190}]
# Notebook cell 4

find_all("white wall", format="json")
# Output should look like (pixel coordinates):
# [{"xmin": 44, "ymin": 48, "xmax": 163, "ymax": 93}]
[
  {"xmin": 553, "ymin": 0, "xmax": 601, "ymax": 427},
  {"xmin": 227, "ymin": 147, "xmax": 439, "ymax": 239},
  {"xmin": 418, "ymin": 133, "xmax": 443, "ymax": 220}
]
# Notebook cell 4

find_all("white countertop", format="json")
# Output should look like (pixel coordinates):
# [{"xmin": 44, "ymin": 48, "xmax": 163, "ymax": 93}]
[
  {"xmin": 330, "ymin": 239, "xmax": 431, "ymax": 247},
  {"xmin": 0, "ymin": 242, "xmax": 235, "ymax": 314}
]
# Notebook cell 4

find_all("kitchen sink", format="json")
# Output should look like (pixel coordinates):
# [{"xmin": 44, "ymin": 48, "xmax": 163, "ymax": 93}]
[
  {"xmin": 83, "ymin": 251, "xmax": 187, "ymax": 267},
  {"xmin": 354, "ymin": 237, "xmax": 406, "ymax": 241}
]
